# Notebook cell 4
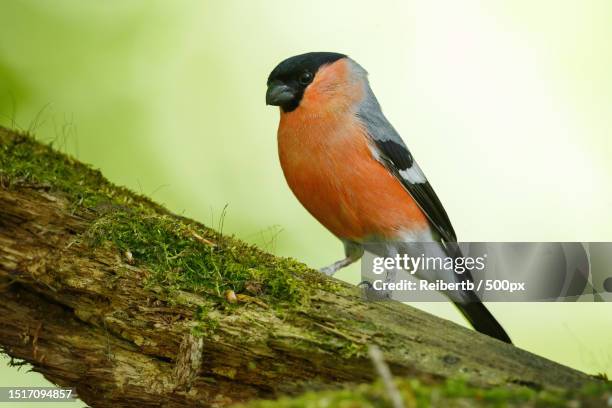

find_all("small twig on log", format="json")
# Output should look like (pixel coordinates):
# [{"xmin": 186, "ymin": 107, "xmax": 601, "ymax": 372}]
[{"xmin": 369, "ymin": 345, "xmax": 404, "ymax": 408}]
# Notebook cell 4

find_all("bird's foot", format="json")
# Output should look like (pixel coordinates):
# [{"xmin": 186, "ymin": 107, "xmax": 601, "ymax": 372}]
[
  {"xmin": 358, "ymin": 279, "xmax": 393, "ymax": 301},
  {"xmin": 319, "ymin": 264, "xmax": 340, "ymax": 276},
  {"xmin": 319, "ymin": 258, "xmax": 353, "ymax": 276}
]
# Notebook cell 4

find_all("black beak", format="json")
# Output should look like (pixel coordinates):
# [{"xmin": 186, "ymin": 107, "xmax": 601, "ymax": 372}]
[{"xmin": 266, "ymin": 82, "xmax": 295, "ymax": 106}]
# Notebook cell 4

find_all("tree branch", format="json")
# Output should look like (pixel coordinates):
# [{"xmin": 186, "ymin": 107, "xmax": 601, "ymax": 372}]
[{"xmin": 0, "ymin": 127, "xmax": 602, "ymax": 407}]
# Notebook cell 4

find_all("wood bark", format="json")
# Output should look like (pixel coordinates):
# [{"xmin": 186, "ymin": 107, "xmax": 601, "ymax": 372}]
[{"xmin": 0, "ymin": 127, "xmax": 599, "ymax": 407}]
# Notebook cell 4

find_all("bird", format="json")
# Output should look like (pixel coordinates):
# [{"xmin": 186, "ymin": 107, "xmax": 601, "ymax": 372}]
[{"xmin": 266, "ymin": 52, "xmax": 511, "ymax": 344}]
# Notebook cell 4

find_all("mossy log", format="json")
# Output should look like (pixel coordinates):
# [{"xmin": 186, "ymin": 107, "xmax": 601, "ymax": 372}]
[{"xmin": 0, "ymin": 127, "xmax": 603, "ymax": 407}]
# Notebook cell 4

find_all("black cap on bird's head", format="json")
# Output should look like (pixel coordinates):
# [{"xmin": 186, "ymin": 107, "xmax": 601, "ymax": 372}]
[{"xmin": 266, "ymin": 52, "xmax": 347, "ymax": 112}]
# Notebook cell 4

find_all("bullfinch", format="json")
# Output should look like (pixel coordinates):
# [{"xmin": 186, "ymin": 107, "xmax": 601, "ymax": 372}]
[{"xmin": 266, "ymin": 52, "xmax": 511, "ymax": 344}]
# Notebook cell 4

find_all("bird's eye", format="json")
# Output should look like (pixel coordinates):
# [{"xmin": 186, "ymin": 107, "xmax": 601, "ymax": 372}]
[{"xmin": 298, "ymin": 71, "xmax": 313, "ymax": 85}]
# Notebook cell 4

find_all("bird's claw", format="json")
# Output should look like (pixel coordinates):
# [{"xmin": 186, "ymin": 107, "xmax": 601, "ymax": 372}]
[{"xmin": 319, "ymin": 265, "xmax": 337, "ymax": 276}]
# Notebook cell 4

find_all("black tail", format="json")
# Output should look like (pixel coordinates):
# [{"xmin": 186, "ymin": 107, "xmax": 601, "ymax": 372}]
[
  {"xmin": 442, "ymin": 242, "xmax": 512, "ymax": 343},
  {"xmin": 454, "ymin": 301, "xmax": 512, "ymax": 344}
]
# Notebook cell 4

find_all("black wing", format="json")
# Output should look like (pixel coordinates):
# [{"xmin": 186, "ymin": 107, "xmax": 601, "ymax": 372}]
[
  {"xmin": 374, "ymin": 138, "xmax": 457, "ymax": 243},
  {"xmin": 356, "ymin": 96, "xmax": 456, "ymax": 243}
]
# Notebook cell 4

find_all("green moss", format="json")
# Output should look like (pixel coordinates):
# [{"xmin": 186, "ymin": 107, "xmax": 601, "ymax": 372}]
[
  {"xmin": 242, "ymin": 378, "xmax": 612, "ymax": 408},
  {"xmin": 85, "ymin": 209, "xmax": 312, "ymax": 306},
  {"xmin": 0, "ymin": 128, "xmax": 159, "ymax": 210},
  {"xmin": 338, "ymin": 342, "xmax": 368, "ymax": 359},
  {"xmin": 191, "ymin": 305, "xmax": 221, "ymax": 337},
  {"xmin": 0, "ymin": 127, "xmax": 323, "ymax": 310}
]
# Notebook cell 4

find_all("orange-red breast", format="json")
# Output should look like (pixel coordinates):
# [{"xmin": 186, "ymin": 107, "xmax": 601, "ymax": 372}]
[{"xmin": 266, "ymin": 52, "xmax": 511, "ymax": 343}]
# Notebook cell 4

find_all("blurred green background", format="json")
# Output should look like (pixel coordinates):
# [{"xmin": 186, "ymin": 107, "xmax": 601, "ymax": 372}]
[{"xmin": 1, "ymin": 0, "xmax": 611, "ymax": 405}]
